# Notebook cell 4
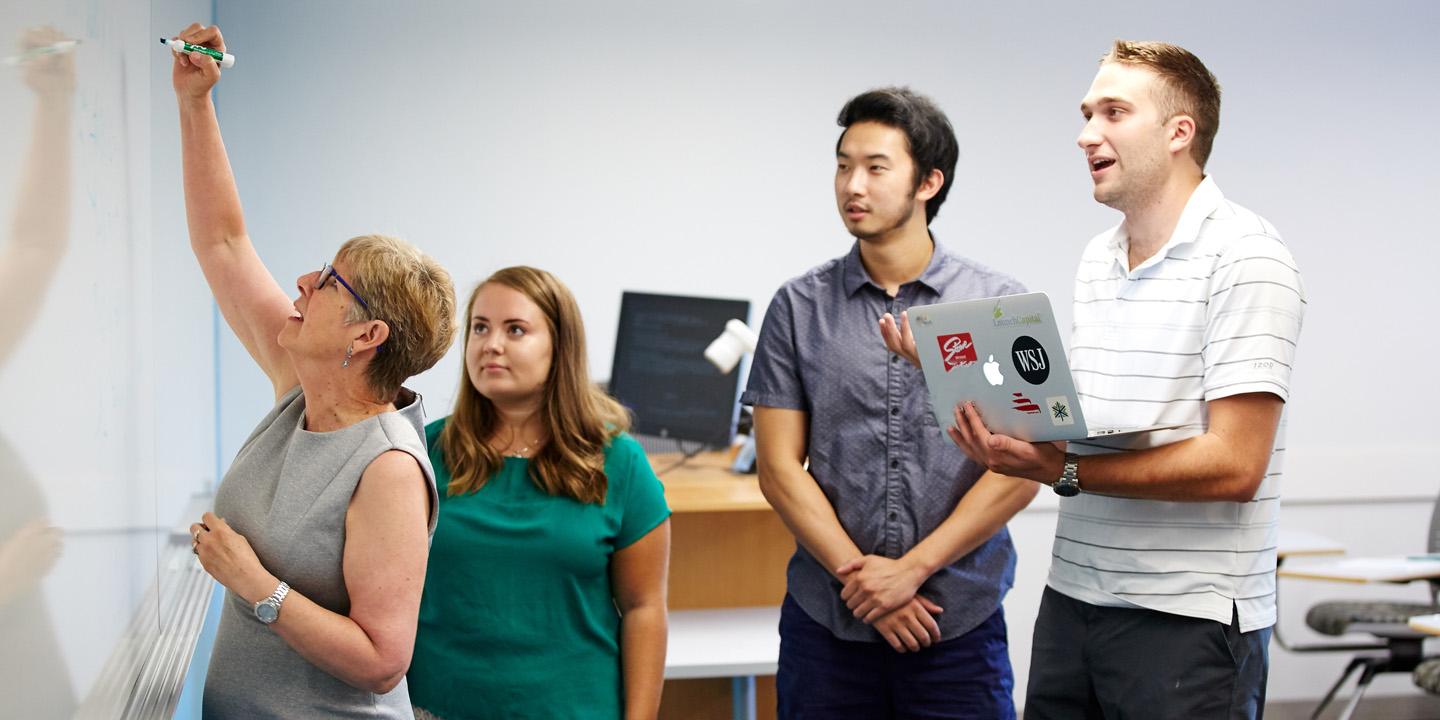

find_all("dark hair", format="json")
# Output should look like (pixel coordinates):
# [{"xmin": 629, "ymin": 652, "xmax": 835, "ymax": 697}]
[
  {"xmin": 1103, "ymin": 40, "xmax": 1222, "ymax": 169},
  {"xmin": 836, "ymin": 87, "xmax": 959, "ymax": 225}
]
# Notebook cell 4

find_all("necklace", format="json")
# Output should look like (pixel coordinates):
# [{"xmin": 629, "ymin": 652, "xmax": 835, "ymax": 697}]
[
  {"xmin": 498, "ymin": 420, "xmax": 544, "ymax": 459},
  {"xmin": 503, "ymin": 439, "xmax": 542, "ymax": 459}
]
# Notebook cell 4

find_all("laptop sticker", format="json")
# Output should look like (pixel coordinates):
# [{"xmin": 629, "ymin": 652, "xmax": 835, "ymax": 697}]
[
  {"xmin": 983, "ymin": 355, "xmax": 1004, "ymax": 386},
  {"xmin": 1011, "ymin": 392, "xmax": 1041, "ymax": 414},
  {"xmin": 1011, "ymin": 335, "xmax": 1050, "ymax": 385},
  {"xmin": 1045, "ymin": 395, "xmax": 1075, "ymax": 426},
  {"xmin": 936, "ymin": 332, "xmax": 977, "ymax": 372}
]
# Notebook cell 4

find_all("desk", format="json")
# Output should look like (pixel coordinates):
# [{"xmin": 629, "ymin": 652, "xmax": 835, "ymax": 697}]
[
  {"xmin": 1409, "ymin": 613, "xmax": 1440, "ymax": 635},
  {"xmin": 1276, "ymin": 528, "xmax": 1346, "ymax": 560},
  {"xmin": 1278, "ymin": 557, "xmax": 1440, "ymax": 584},
  {"xmin": 654, "ymin": 451, "xmax": 789, "ymax": 720},
  {"xmin": 666, "ymin": 607, "xmax": 781, "ymax": 720},
  {"xmin": 1273, "ymin": 529, "xmax": 1347, "ymax": 652}
]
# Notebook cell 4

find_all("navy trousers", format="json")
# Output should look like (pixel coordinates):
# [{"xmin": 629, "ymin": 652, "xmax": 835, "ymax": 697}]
[{"xmin": 776, "ymin": 594, "xmax": 1015, "ymax": 720}]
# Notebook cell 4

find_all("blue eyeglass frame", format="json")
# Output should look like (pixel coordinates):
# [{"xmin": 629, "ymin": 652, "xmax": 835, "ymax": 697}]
[
  {"xmin": 316, "ymin": 263, "xmax": 384, "ymax": 352},
  {"xmin": 316, "ymin": 262, "xmax": 372, "ymax": 313}
]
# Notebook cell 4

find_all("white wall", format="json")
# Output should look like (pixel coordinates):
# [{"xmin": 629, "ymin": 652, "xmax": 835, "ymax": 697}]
[{"xmin": 206, "ymin": 0, "xmax": 1440, "ymax": 707}]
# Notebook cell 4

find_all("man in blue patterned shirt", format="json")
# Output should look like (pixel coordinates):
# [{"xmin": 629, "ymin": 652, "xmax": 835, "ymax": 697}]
[{"xmin": 742, "ymin": 87, "xmax": 1038, "ymax": 719}]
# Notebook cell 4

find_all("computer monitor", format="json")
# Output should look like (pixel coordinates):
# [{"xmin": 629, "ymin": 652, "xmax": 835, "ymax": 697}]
[{"xmin": 608, "ymin": 291, "xmax": 751, "ymax": 448}]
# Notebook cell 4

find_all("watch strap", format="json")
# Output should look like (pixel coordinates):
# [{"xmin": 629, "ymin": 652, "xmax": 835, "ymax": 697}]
[{"xmin": 1053, "ymin": 452, "xmax": 1081, "ymax": 497}]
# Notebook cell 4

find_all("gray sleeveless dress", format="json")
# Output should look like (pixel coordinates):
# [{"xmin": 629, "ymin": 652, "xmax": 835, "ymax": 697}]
[{"xmin": 203, "ymin": 386, "xmax": 439, "ymax": 719}]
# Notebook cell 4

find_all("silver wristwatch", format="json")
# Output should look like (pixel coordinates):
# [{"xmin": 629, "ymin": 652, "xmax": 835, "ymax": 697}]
[
  {"xmin": 254, "ymin": 581, "xmax": 290, "ymax": 625},
  {"xmin": 1053, "ymin": 453, "xmax": 1081, "ymax": 497}
]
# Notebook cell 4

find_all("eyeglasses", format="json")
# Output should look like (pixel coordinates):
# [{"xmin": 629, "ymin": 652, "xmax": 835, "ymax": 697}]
[
  {"xmin": 316, "ymin": 262, "xmax": 372, "ymax": 315},
  {"xmin": 316, "ymin": 262, "xmax": 385, "ymax": 353}
]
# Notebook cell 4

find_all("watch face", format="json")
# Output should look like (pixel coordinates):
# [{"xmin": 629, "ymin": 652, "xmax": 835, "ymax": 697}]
[
  {"xmin": 1054, "ymin": 479, "xmax": 1080, "ymax": 497},
  {"xmin": 256, "ymin": 601, "xmax": 278, "ymax": 623}
]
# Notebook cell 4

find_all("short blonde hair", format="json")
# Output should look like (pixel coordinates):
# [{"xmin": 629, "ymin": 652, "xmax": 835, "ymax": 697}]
[
  {"xmin": 337, "ymin": 234, "xmax": 456, "ymax": 401},
  {"xmin": 1103, "ymin": 40, "xmax": 1222, "ymax": 169}
]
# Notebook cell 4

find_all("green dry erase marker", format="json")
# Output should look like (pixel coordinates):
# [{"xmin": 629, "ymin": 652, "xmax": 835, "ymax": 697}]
[
  {"xmin": 160, "ymin": 37, "xmax": 235, "ymax": 68},
  {"xmin": 3, "ymin": 39, "xmax": 80, "ymax": 67}
]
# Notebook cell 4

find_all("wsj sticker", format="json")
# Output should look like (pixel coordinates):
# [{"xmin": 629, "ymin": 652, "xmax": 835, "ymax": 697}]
[
  {"xmin": 936, "ymin": 332, "xmax": 977, "ymax": 372},
  {"xmin": 1045, "ymin": 396, "xmax": 1075, "ymax": 426},
  {"xmin": 1011, "ymin": 335, "xmax": 1050, "ymax": 385},
  {"xmin": 1011, "ymin": 392, "xmax": 1041, "ymax": 415}
]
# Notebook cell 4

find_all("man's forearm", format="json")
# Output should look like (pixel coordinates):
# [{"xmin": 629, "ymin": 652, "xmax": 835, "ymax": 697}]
[
  {"xmin": 904, "ymin": 471, "xmax": 1038, "ymax": 576},
  {"xmin": 758, "ymin": 460, "xmax": 863, "ymax": 578},
  {"xmin": 1078, "ymin": 432, "xmax": 1267, "ymax": 502}
]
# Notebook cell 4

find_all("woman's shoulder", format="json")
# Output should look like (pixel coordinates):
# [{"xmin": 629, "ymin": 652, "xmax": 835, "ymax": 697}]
[
  {"xmin": 425, "ymin": 416, "xmax": 450, "ymax": 446},
  {"xmin": 603, "ymin": 431, "xmax": 647, "ymax": 463},
  {"xmin": 602, "ymin": 432, "xmax": 663, "ymax": 494}
]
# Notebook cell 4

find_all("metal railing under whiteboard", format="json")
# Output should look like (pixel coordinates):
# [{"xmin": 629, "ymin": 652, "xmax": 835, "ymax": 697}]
[{"xmin": 73, "ymin": 495, "xmax": 214, "ymax": 720}]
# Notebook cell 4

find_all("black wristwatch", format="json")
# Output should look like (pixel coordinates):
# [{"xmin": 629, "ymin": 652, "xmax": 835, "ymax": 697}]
[{"xmin": 1053, "ymin": 453, "xmax": 1081, "ymax": 497}]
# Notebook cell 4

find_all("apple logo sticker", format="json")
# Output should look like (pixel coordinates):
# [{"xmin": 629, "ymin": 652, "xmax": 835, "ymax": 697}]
[{"xmin": 983, "ymin": 354, "xmax": 1004, "ymax": 386}]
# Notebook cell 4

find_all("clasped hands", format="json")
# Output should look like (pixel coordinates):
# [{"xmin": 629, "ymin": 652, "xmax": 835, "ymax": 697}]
[{"xmin": 835, "ymin": 554, "xmax": 942, "ymax": 654}]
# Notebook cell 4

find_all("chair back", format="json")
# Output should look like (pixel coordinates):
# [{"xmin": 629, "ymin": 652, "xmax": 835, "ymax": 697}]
[
  {"xmin": 1430, "ymin": 493, "xmax": 1440, "ymax": 602},
  {"xmin": 1431, "ymin": 492, "xmax": 1440, "ymax": 552}
]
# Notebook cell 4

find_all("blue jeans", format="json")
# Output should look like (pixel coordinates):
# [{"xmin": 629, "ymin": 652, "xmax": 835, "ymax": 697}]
[{"xmin": 777, "ymin": 594, "xmax": 1015, "ymax": 720}]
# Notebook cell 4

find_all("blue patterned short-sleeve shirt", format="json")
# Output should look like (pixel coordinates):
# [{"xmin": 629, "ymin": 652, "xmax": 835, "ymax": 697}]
[{"xmin": 742, "ymin": 239, "xmax": 1027, "ymax": 642}]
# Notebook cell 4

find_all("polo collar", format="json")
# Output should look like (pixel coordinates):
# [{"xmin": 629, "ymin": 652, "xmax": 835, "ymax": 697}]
[
  {"xmin": 1109, "ymin": 176, "xmax": 1224, "ymax": 274},
  {"xmin": 842, "ymin": 235, "xmax": 948, "ymax": 297}
]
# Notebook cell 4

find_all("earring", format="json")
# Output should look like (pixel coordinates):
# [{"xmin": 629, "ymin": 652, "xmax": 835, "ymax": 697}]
[{"xmin": 342, "ymin": 344, "xmax": 353, "ymax": 368}]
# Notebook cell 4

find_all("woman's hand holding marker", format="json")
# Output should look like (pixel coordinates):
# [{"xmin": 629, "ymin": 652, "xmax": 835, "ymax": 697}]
[{"xmin": 168, "ymin": 23, "xmax": 230, "ymax": 100}]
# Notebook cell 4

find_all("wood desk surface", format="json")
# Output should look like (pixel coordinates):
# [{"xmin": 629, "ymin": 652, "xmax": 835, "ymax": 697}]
[
  {"xmin": 1278, "ymin": 557, "xmax": 1440, "ymax": 584},
  {"xmin": 1276, "ymin": 528, "xmax": 1346, "ymax": 559},
  {"xmin": 1409, "ymin": 613, "xmax": 1440, "ymax": 636},
  {"xmin": 651, "ymin": 450, "xmax": 771, "ymax": 513}
]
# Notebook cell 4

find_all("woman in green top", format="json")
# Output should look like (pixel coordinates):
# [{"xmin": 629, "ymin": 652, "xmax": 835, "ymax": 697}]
[{"xmin": 410, "ymin": 266, "xmax": 672, "ymax": 720}]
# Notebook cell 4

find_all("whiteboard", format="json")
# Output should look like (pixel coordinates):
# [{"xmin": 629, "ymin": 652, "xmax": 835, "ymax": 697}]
[{"xmin": 0, "ymin": 0, "xmax": 213, "ymax": 712}]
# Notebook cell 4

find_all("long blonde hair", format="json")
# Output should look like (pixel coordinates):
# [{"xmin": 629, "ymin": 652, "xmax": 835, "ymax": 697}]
[{"xmin": 439, "ymin": 267, "xmax": 629, "ymax": 504}]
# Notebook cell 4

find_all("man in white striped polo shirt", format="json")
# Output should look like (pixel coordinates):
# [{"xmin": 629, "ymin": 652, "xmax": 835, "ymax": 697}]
[{"xmin": 888, "ymin": 41, "xmax": 1305, "ymax": 717}]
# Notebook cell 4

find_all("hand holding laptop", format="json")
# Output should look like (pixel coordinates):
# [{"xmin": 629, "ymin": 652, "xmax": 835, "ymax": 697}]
[
  {"xmin": 947, "ymin": 400, "xmax": 1067, "ymax": 484},
  {"xmin": 879, "ymin": 310, "xmax": 921, "ymax": 368}
]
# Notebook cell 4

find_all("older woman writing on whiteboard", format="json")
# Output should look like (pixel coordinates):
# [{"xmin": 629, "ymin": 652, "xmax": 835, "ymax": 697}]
[{"xmin": 170, "ymin": 23, "xmax": 456, "ymax": 718}]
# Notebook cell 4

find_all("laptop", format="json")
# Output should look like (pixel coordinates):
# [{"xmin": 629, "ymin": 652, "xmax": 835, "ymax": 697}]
[{"xmin": 908, "ymin": 292, "xmax": 1171, "ymax": 442}]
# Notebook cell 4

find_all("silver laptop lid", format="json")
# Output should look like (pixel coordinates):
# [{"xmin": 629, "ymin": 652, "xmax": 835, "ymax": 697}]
[{"xmin": 910, "ymin": 292, "xmax": 1089, "ymax": 442}]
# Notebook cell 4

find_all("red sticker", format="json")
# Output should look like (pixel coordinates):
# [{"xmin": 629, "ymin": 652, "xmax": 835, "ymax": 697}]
[
  {"xmin": 1011, "ymin": 392, "xmax": 1041, "ymax": 414},
  {"xmin": 936, "ymin": 332, "xmax": 977, "ymax": 372}
]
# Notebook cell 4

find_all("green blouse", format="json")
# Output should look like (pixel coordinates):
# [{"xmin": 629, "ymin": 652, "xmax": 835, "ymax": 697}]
[{"xmin": 408, "ymin": 419, "xmax": 670, "ymax": 720}]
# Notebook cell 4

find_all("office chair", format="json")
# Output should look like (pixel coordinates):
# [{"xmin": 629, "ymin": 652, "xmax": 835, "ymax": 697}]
[
  {"xmin": 1416, "ymin": 658, "xmax": 1440, "ymax": 695},
  {"xmin": 1301, "ymin": 494, "xmax": 1440, "ymax": 720}
]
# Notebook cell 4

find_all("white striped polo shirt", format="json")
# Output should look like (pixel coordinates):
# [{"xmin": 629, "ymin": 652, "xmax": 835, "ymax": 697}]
[{"xmin": 1048, "ymin": 176, "xmax": 1305, "ymax": 632}]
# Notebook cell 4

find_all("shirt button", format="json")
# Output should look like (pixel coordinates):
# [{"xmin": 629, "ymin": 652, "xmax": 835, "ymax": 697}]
[
  {"xmin": 891, "ymin": 354, "xmax": 898, "ymax": 363},
  {"xmin": 888, "ymin": 511, "xmax": 897, "ymax": 521},
  {"xmin": 889, "ymin": 406, "xmax": 899, "ymax": 416},
  {"xmin": 889, "ymin": 459, "xmax": 899, "ymax": 469}
]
